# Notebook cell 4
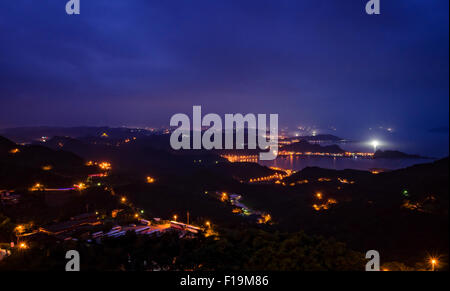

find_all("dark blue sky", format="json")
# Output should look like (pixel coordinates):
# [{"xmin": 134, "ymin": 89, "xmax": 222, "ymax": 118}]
[{"xmin": 0, "ymin": 1, "xmax": 448, "ymax": 155}]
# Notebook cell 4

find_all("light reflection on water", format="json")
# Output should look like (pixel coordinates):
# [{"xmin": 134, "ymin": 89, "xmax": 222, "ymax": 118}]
[{"xmin": 259, "ymin": 156, "xmax": 433, "ymax": 172}]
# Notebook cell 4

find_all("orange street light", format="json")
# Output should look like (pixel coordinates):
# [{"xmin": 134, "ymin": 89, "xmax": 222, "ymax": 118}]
[
  {"xmin": 430, "ymin": 258, "xmax": 438, "ymax": 271},
  {"xmin": 9, "ymin": 148, "xmax": 20, "ymax": 154},
  {"xmin": 173, "ymin": 215, "xmax": 178, "ymax": 221},
  {"xmin": 75, "ymin": 183, "xmax": 86, "ymax": 190}
]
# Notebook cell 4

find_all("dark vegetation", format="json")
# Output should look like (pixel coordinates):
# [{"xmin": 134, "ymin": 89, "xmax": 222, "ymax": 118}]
[{"xmin": 0, "ymin": 229, "xmax": 365, "ymax": 271}]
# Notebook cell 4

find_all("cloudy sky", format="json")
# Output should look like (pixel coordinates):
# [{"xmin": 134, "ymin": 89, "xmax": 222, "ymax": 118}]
[{"xmin": 0, "ymin": 0, "xmax": 448, "ymax": 155}]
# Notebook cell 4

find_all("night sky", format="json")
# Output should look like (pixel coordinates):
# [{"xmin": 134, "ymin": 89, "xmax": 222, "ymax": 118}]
[{"xmin": 0, "ymin": 1, "xmax": 448, "ymax": 156}]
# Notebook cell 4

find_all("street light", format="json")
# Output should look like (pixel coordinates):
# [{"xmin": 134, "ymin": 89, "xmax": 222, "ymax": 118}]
[
  {"xmin": 173, "ymin": 215, "xmax": 178, "ymax": 221},
  {"xmin": 430, "ymin": 258, "xmax": 438, "ymax": 271}
]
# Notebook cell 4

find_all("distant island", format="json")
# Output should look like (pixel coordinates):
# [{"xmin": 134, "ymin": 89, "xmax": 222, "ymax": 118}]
[{"xmin": 374, "ymin": 150, "xmax": 431, "ymax": 160}]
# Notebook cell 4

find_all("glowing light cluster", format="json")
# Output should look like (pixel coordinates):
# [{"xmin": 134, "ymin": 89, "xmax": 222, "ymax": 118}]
[
  {"xmin": 42, "ymin": 165, "xmax": 53, "ymax": 171},
  {"xmin": 220, "ymin": 192, "xmax": 229, "ymax": 202},
  {"xmin": 338, "ymin": 178, "xmax": 355, "ymax": 184},
  {"xmin": 313, "ymin": 198, "xmax": 338, "ymax": 211},
  {"xmin": 250, "ymin": 168, "xmax": 294, "ymax": 184},
  {"xmin": 257, "ymin": 213, "xmax": 272, "ymax": 224},
  {"xmin": 74, "ymin": 183, "xmax": 86, "ymax": 190},
  {"xmin": 221, "ymin": 155, "xmax": 258, "ymax": 163},
  {"xmin": 9, "ymin": 148, "xmax": 20, "ymax": 154},
  {"xmin": 98, "ymin": 162, "xmax": 112, "ymax": 170},
  {"xmin": 29, "ymin": 183, "xmax": 44, "ymax": 192}
]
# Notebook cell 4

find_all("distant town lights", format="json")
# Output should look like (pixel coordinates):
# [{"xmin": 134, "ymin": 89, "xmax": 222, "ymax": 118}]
[{"xmin": 370, "ymin": 140, "xmax": 381, "ymax": 152}]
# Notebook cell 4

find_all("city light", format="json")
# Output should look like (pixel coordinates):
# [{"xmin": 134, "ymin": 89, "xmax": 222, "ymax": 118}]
[
  {"xmin": 30, "ymin": 183, "xmax": 44, "ymax": 192},
  {"xmin": 313, "ymin": 198, "xmax": 338, "ymax": 211},
  {"xmin": 221, "ymin": 154, "xmax": 258, "ymax": 163},
  {"xmin": 249, "ymin": 169, "xmax": 294, "ymax": 184},
  {"xmin": 74, "ymin": 183, "xmax": 86, "ymax": 190},
  {"xmin": 220, "ymin": 192, "xmax": 229, "ymax": 202},
  {"xmin": 258, "ymin": 213, "xmax": 272, "ymax": 224},
  {"xmin": 9, "ymin": 148, "xmax": 20, "ymax": 154},
  {"xmin": 98, "ymin": 162, "xmax": 112, "ymax": 170},
  {"xmin": 15, "ymin": 225, "xmax": 24, "ymax": 234}
]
